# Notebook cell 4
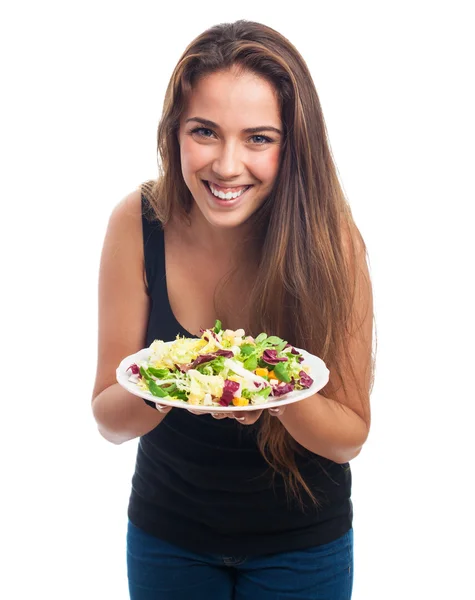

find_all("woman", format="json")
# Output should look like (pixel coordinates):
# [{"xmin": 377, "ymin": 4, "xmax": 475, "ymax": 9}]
[{"xmin": 92, "ymin": 19, "xmax": 375, "ymax": 600}]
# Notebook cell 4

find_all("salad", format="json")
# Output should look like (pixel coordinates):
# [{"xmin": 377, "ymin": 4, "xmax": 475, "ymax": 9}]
[{"xmin": 126, "ymin": 321, "xmax": 314, "ymax": 407}]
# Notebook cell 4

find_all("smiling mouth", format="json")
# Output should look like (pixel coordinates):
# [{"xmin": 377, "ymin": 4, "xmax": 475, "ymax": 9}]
[{"xmin": 203, "ymin": 180, "xmax": 253, "ymax": 201}]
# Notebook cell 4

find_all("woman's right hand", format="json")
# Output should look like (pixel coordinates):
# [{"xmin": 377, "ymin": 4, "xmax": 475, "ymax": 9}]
[{"xmin": 155, "ymin": 403, "xmax": 173, "ymax": 414}]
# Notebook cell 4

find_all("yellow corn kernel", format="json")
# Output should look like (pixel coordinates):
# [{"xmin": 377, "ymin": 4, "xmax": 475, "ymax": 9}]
[
  {"xmin": 232, "ymin": 397, "xmax": 249, "ymax": 406},
  {"xmin": 268, "ymin": 370, "xmax": 277, "ymax": 380},
  {"xmin": 255, "ymin": 368, "xmax": 269, "ymax": 378}
]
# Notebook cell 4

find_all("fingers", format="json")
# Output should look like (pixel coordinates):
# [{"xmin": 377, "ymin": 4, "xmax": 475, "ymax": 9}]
[
  {"xmin": 211, "ymin": 411, "xmax": 261, "ymax": 424},
  {"xmin": 211, "ymin": 413, "xmax": 228, "ymax": 420},
  {"xmin": 190, "ymin": 411, "xmax": 250, "ymax": 420},
  {"xmin": 188, "ymin": 406, "xmax": 285, "ymax": 422},
  {"xmin": 231, "ymin": 409, "xmax": 263, "ymax": 425},
  {"xmin": 269, "ymin": 406, "xmax": 286, "ymax": 417},
  {"xmin": 155, "ymin": 403, "xmax": 172, "ymax": 414}
]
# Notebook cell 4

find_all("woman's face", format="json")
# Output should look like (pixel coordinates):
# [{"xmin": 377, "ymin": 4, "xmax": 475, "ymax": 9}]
[{"xmin": 178, "ymin": 68, "xmax": 282, "ymax": 230}]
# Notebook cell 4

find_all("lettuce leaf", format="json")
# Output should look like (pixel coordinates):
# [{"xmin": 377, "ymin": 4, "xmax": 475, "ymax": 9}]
[
  {"xmin": 273, "ymin": 361, "xmax": 291, "ymax": 383},
  {"xmin": 243, "ymin": 354, "xmax": 258, "ymax": 371}
]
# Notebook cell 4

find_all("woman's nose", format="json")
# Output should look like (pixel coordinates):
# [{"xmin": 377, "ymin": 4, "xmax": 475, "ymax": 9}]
[{"xmin": 212, "ymin": 142, "xmax": 244, "ymax": 180}]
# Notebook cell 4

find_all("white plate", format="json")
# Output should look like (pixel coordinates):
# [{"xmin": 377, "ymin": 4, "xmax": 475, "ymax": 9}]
[{"xmin": 116, "ymin": 343, "xmax": 330, "ymax": 413}]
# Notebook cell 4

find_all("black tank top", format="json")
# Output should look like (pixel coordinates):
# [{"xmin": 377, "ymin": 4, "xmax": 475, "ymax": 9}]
[{"xmin": 127, "ymin": 195, "xmax": 353, "ymax": 556}]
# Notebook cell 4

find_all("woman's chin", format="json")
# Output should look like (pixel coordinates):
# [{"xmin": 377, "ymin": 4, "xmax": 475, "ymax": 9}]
[
  {"xmin": 203, "ymin": 211, "xmax": 251, "ymax": 230},
  {"xmin": 194, "ymin": 201, "xmax": 259, "ymax": 230}
]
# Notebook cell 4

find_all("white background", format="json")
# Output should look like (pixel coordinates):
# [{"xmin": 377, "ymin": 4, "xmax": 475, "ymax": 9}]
[{"xmin": 1, "ymin": 1, "xmax": 474, "ymax": 598}]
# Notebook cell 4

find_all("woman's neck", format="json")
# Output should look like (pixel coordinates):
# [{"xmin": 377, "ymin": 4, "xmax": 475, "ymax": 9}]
[{"xmin": 176, "ymin": 204, "xmax": 256, "ymax": 258}]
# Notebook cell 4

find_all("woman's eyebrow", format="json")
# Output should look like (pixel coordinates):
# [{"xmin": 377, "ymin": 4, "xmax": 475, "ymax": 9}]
[{"xmin": 185, "ymin": 117, "xmax": 282, "ymax": 135}]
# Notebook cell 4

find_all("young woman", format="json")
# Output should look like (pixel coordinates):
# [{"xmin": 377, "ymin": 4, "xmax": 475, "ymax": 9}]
[{"xmin": 92, "ymin": 19, "xmax": 375, "ymax": 600}]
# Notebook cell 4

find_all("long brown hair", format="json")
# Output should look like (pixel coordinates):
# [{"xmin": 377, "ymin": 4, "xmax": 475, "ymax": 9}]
[{"xmin": 142, "ymin": 20, "xmax": 376, "ymax": 505}]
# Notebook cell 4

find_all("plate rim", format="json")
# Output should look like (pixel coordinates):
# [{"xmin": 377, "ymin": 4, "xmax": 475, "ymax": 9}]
[{"xmin": 116, "ymin": 342, "xmax": 329, "ymax": 413}]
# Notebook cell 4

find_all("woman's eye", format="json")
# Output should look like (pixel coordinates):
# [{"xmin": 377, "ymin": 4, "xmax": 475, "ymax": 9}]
[
  {"xmin": 251, "ymin": 135, "xmax": 272, "ymax": 145},
  {"xmin": 191, "ymin": 127, "xmax": 215, "ymax": 138}
]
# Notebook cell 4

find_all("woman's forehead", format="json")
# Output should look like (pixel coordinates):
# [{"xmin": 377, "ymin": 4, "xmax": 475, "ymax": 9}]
[{"xmin": 182, "ymin": 70, "xmax": 281, "ymax": 130}]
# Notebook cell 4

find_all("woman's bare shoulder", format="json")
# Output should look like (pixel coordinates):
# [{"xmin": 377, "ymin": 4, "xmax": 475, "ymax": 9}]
[
  {"xmin": 106, "ymin": 186, "xmax": 149, "ymax": 284},
  {"xmin": 109, "ymin": 187, "xmax": 143, "ymax": 227}
]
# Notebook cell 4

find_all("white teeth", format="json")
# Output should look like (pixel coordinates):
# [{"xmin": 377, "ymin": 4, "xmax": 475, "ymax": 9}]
[{"xmin": 208, "ymin": 183, "xmax": 249, "ymax": 200}]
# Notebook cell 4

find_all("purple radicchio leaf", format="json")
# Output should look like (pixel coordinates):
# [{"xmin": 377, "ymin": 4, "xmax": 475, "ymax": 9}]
[
  {"xmin": 219, "ymin": 379, "xmax": 240, "ymax": 406},
  {"xmin": 215, "ymin": 349, "xmax": 235, "ymax": 358},
  {"xmin": 189, "ymin": 350, "xmax": 234, "ymax": 369},
  {"xmin": 285, "ymin": 343, "xmax": 302, "ymax": 358},
  {"xmin": 127, "ymin": 364, "xmax": 141, "ymax": 377},
  {"xmin": 189, "ymin": 354, "xmax": 215, "ymax": 368},
  {"xmin": 200, "ymin": 328, "xmax": 220, "ymax": 343},
  {"xmin": 298, "ymin": 371, "xmax": 314, "ymax": 389},
  {"xmin": 271, "ymin": 382, "xmax": 295, "ymax": 397},
  {"xmin": 262, "ymin": 349, "xmax": 288, "ymax": 365}
]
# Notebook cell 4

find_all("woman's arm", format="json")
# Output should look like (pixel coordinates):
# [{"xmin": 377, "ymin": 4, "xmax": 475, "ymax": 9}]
[
  {"xmin": 277, "ymin": 393, "xmax": 369, "ymax": 463},
  {"xmin": 278, "ymin": 231, "xmax": 374, "ymax": 463},
  {"xmin": 91, "ymin": 190, "xmax": 167, "ymax": 445},
  {"xmin": 92, "ymin": 383, "xmax": 167, "ymax": 444}
]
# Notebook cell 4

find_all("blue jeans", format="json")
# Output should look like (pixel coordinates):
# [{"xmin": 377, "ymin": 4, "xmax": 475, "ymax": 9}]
[{"xmin": 127, "ymin": 520, "xmax": 353, "ymax": 599}]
